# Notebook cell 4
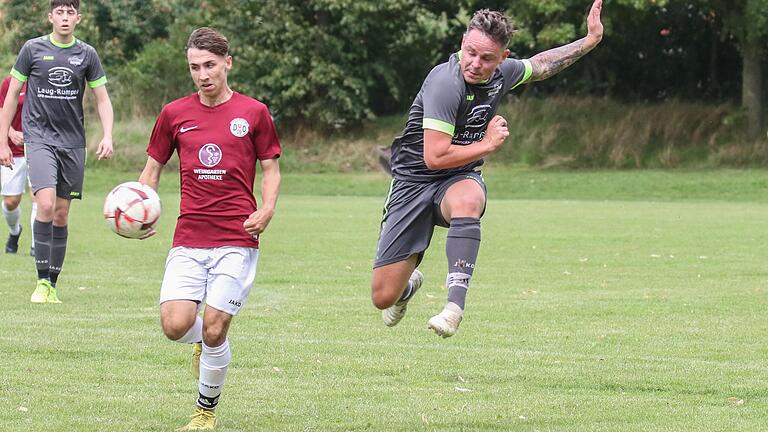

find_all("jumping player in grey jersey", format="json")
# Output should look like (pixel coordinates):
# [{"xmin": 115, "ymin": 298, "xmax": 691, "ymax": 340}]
[
  {"xmin": 372, "ymin": 1, "xmax": 604, "ymax": 337},
  {"xmin": 0, "ymin": 0, "xmax": 114, "ymax": 304}
]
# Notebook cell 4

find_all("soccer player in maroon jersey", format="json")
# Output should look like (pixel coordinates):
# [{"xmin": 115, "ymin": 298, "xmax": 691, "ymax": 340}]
[
  {"xmin": 138, "ymin": 27, "xmax": 281, "ymax": 431},
  {"xmin": 0, "ymin": 76, "xmax": 37, "ymax": 256}
]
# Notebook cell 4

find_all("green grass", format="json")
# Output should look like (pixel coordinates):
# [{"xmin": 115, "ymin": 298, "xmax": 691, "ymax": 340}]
[{"xmin": 1, "ymin": 168, "xmax": 767, "ymax": 431}]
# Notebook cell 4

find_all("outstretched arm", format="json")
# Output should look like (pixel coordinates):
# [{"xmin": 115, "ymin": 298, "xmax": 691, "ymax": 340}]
[{"xmin": 527, "ymin": 0, "xmax": 603, "ymax": 82}]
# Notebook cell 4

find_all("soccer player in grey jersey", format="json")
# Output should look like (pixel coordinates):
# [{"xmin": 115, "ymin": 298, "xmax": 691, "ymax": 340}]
[
  {"xmin": 0, "ymin": 0, "xmax": 114, "ymax": 304},
  {"xmin": 372, "ymin": 1, "xmax": 604, "ymax": 337}
]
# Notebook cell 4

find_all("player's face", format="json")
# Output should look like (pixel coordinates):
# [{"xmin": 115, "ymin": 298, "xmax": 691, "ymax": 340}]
[
  {"xmin": 48, "ymin": 5, "xmax": 81, "ymax": 38},
  {"xmin": 187, "ymin": 48, "xmax": 232, "ymax": 101},
  {"xmin": 460, "ymin": 29, "xmax": 509, "ymax": 84}
]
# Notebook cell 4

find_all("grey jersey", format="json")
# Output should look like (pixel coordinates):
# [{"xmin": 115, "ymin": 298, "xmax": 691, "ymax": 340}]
[
  {"xmin": 10, "ymin": 35, "xmax": 107, "ymax": 148},
  {"xmin": 391, "ymin": 52, "xmax": 531, "ymax": 181}
]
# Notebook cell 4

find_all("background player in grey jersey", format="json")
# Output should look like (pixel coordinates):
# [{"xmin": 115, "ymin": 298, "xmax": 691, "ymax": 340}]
[
  {"xmin": 0, "ymin": 0, "xmax": 114, "ymax": 304},
  {"xmin": 372, "ymin": 1, "xmax": 604, "ymax": 337}
]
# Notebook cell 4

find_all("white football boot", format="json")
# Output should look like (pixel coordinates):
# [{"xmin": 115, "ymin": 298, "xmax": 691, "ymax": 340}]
[
  {"xmin": 427, "ymin": 302, "xmax": 464, "ymax": 338},
  {"xmin": 382, "ymin": 269, "xmax": 423, "ymax": 327}
]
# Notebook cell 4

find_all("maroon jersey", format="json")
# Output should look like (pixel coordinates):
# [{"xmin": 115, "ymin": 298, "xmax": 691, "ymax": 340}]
[
  {"xmin": 0, "ymin": 76, "xmax": 27, "ymax": 157},
  {"xmin": 147, "ymin": 92, "xmax": 281, "ymax": 248}
]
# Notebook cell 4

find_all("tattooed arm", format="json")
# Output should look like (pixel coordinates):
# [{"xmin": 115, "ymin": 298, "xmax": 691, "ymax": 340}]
[{"xmin": 528, "ymin": 0, "xmax": 604, "ymax": 82}]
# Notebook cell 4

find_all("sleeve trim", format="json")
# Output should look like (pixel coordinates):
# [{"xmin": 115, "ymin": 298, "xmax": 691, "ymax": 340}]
[
  {"xmin": 88, "ymin": 76, "xmax": 108, "ymax": 88},
  {"xmin": 423, "ymin": 118, "xmax": 455, "ymax": 136},
  {"xmin": 510, "ymin": 60, "xmax": 533, "ymax": 91},
  {"xmin": 10, "ymin": 68, "xmax": 28, "ymax": 82}
]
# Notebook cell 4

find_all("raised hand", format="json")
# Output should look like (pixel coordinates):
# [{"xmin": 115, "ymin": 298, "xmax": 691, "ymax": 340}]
[{"xmin": 586, "ymin": 0, "xmax": 604, "ymax": 46}]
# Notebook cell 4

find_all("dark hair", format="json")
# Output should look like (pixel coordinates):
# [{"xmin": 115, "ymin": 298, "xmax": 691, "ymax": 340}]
[
  {"xmin": 50, "ymin": 0, "xmax": 79, "ymax": 10},
  {"xmin": 186, "ymin": 27, "xmax": 229, "ymax": 57},
  {"xmin": 467, "ymin": 9, "xmax": 515, "ymax": 47}
]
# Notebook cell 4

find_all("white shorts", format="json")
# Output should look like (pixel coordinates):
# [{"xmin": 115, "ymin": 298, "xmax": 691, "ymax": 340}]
[
  {"xmin": 160, "ymin": 246, "xmax": 259, "ymax": 316},
  {"xmin": 0, "ymin": 156, "xmax": 29, "ymax": 196}
]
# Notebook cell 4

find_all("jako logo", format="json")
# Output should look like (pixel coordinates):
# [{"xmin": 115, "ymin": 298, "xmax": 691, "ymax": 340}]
[
  {"xmin": 228, "ymin": 299, "xmax": 242, "ymax": 307},
  {"xmin": 453, "ymin": 259, "xmax": 476, "ymax": 269},
  {"xmin": 48, "ymin": 67, "xmax": 73, "ymax": 87}
]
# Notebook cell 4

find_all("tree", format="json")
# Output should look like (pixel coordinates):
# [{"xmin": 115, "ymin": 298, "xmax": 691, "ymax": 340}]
[{"xmin": 719, "ymin": 0, "xmax": 768, "ymax": 139}]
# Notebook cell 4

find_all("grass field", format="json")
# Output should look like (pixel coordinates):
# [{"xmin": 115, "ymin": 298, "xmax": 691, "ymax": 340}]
[{"xmin": 0, "ymin": 167, "xmax": 766, "ymax": 431}]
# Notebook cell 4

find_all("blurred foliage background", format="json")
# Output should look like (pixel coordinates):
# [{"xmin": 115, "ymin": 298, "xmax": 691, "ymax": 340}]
[{"xmin": 1, "ymin": 0, "xmax": 767, "ymax": 168}]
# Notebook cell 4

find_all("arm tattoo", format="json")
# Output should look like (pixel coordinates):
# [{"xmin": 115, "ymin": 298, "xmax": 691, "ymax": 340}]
[{"xmin": 528, "ymin": 38, "xmax": 592, "ymax": 82}]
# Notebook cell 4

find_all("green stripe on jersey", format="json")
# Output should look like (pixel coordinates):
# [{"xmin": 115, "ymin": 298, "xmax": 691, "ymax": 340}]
[
  {"xmin": 88, "ymin": 76, "xmax": 108, "ymax": 88},
  {"xmin": 511, "ymin": 59, "xmax": 533, "ymax": 91},
  {"xmin": 10, "ymin": 68, "xmax": 27, "ymax": 82},
  {"xmin": 49, "ymin": 34, "xmax": 77, "ymax": 48},
  {"xmin": 423, "ymin": 118, "xmax": 455, "ymax": 136}
]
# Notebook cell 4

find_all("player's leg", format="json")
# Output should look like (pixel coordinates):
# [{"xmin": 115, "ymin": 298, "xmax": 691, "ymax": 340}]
[
  {"xmin": 48, "ymin": 197, "xmax": 71, "ymax": 291},
  {"xmin": 372, "ymin": 256, "xmax": 424, "ymax": 327},
  {"xmin": 26, "ymin": 144, "xmax": 58, "ymax": 302},
  {"xmin": 176, "ymin": 247, "xmax": 257, "ymax": 431},
  {"xmin": 29, "ymin": 188, "xmax": 37, "ymax": 256},
  {"xmin": 2, "ymin": 156, "xmax": 28, "ymax": 253},
  {"xmin": 44, "ymin": 147, "xmax": 85, "ymax": 300},
  {"xmin": 371, "ymin": 180, "xmax": 436, "ymax": 327},
  {"xmin": 2, "ymin": 194, "xmax": 22, "ymax": 253},
  {"xmin": 428, "ymin": 175, "xmax": 485, "ymax": 338},
  {"xmin": 160, "ymin": 246, "xmax": 207, "ymax": 341}
]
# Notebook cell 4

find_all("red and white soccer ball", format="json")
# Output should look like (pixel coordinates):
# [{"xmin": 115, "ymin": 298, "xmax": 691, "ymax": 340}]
[{"xmin": 103, "ymin": 182, "xmax": 161, "ymax": 239}]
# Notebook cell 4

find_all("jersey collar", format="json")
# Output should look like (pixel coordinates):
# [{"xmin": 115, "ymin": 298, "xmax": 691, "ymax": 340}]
[{"xmin": 49, "ymin": 33, "xmax": 77, "ymax": 48}]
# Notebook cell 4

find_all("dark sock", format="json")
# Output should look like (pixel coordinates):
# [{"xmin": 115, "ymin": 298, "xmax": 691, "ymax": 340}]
[
  {"xmin": 49, "ymin": 225, "xmax": 68, "ymax": 287},
  {"xmin": 445, "ymin": 217, "xmax": 481, "ymax": 310},
  {"xmin": 197, "ymin": 393, "xmax": 219, "ymax": 411},
  {"xmin": 33, "ymin": 220, "xmax": 53, "ymax": 280}
]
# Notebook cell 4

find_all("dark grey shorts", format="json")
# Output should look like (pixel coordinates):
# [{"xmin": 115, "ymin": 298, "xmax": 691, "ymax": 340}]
[
  {"xmin": 26, "ymin": 143, "xmax": 86, "ymax": 200},
  {"xmin": 373, "ymin": 171, "xmax": 486, "ymax": 268}
]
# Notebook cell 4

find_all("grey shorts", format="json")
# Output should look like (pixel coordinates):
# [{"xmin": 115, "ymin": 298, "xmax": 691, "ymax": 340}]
[
  {"xmin": 26, "ymin": 143, "xmax": 86, "ymax": 200},
  {"xmin": 373, "ymin": 171, "xmax": 486, "ymax": 268}
]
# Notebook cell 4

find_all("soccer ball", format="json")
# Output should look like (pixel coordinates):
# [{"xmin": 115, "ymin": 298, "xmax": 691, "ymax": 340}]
[{"xmin": 103, "ymin": 181, "xmax": 161, "ymax": 239}]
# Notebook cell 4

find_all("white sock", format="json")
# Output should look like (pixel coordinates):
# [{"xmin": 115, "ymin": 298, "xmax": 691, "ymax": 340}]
[
  {"xmin": 197, "ymin": 339, "xmax": 231, "ymax": 410},
  {"xmin": 174, "ymin": 316, "xmax": 203, "ymax": 344},
  {"xmin": 2, "ymin": 202, "xmax": 21, "ymax": 235},
  {"xmin": 30, "ymin": 202, "xmax": 37, "ymax": 247}
]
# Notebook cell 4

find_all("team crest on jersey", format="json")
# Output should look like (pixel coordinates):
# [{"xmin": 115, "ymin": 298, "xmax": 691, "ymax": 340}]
[
  {"xmin": 229, "ymin": 118, "xmax": 249, "ymax": 138},
  {"xmin": 198, "ymin": 143, "xmax": 223, "ymax": 167},
  {"xmin": 68, "ymin": 56, "xmax": 84, "ymax": 66},
  {"xmin": 48, "ymin": 67, "xmax": 74, "ymax": 87},
  {"xmin": 465, "ymin": 104, "xmax": 492, "ymax": 129}
]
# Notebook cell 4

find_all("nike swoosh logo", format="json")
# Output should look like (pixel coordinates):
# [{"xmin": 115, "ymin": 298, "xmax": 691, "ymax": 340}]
[
  {"xmin": 19, "ymin": 93, "xmax": 26, "ymax": 96},
  {"xmin": 179, "ymin": 125, "xmax": 198, "ymax": 134}
]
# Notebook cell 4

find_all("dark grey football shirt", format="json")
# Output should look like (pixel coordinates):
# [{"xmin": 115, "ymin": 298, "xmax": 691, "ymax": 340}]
[
  {"xmin": 10, "ymin": 34, "xmax": 107, "ymax": 149},
  {"xmin": 391, "ymin": 52, "xmax": 531, "ymax": 181}
]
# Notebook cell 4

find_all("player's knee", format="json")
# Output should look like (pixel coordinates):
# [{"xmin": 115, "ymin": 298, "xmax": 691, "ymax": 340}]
[
  {"xmin": 53, "ymin": 209, "xmax": 69, "ymax": 226},
  {"xmin": 161, "ymin": 318, "xmax": 193, "ymax": 341},
  {"xmin": 450, "ymin": 196, "xmax": 484, "ymax": 217},
  {"xmin": 36, "ymin": 200, "xmax": 55, "ymax": 217},
  {"xmin": 3, "ymin": 196, "xmax": 21, "ymax": 210},
  {"xmin": 202, "ymin": 325, "xmax": 227, "ymax": 347},
  {"xmin": 371, "ymin": 285, "xmax": 396, "ymax": 310}
]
